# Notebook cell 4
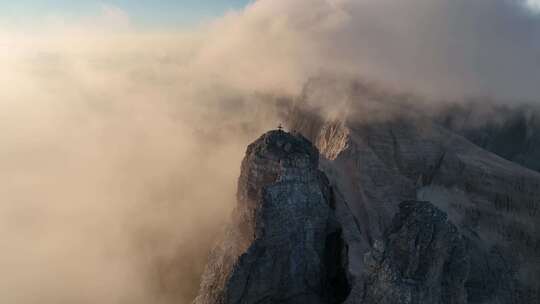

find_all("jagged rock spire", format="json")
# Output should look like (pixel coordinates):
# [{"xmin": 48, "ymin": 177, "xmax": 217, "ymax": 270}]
[{"xmin": 194, "ymin": 130, "xmax": 351, "ymax": 304}]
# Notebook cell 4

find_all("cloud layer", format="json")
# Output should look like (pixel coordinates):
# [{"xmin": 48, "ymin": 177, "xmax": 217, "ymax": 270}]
[
  {"xmin": 1, "ymin": 0, "xmax": 540, "ymax": 303},
  {"xmin": 199, "ymin": 0, "xmax": 540, "ymax": 100}
]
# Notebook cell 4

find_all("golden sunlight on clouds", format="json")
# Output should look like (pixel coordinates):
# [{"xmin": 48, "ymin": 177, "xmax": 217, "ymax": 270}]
[{"xmin": 1, "ymin": 0, "xmax": 540, "ymax": 303}]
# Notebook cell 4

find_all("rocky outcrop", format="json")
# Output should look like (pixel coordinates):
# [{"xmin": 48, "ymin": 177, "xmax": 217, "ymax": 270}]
[
  {"xmin": 363, "ymin": 201, "xmax": 469, "ymax": 304},
  {"xmin": 286, "ymin": 81, "xmax": 540, "ymax": 303},
  {"xmin": 289, "ymin": 113, "xmax": 540, "ymax": 303},
  {"xmin": 194, "ymin": 89, "xmax": 540, "ymax": 303},
  {"xmin": 194, "ymin": 130, "xmax": 351, "ymax": 304}
]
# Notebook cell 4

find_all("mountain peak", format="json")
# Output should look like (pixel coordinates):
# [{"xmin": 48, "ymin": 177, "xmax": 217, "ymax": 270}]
[
  {"xmin": 195, "ymin": 129, "xmax": 351, "ymax": 304},
  {"xmin": 246, "ymin": 130, "xmax": 319, "ymax": 167}
]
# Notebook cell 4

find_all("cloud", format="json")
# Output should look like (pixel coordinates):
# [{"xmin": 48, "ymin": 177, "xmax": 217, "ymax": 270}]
[
  {"xmin": 1, "ymin": 0, "xmax": 540, "ymax": 303},
  {"xmin": 195, "ymin": 0, "xmax": 540, "ymax": 100},
  {"xmin": 526, "ymin": 0, "xmax": 540, "ymax": 12},
  {"xmin": 98, "ymin": 3, "xmax": 131, "ymax": 29}
]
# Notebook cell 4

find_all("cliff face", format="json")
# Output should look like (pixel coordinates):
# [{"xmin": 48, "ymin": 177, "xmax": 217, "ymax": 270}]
[
  {"xmin": 194, "ymin": 94, "xmax": 540, "ymax": 303},
  {"xmin": 288, "ymin": 110, "xmax": 540, "ymax": 304},
  {"xmin": 363, "ymin": 201, "xmax": 469, "ymax": 304},
  {"xmin": 194, "ymin": 130, "xmax": 350, "ymax": 304}
]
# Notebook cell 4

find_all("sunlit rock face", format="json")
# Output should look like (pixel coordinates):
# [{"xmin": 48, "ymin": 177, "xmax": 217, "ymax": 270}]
[{"xmin": 194, "ymin": 130, "xmax": 351, "ymax": 304}]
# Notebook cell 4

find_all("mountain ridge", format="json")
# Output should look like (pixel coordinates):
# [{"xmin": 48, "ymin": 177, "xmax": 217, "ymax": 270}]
[{"xmin": 194, "ymin": 95, "xmax": 540, "ymax": 303}]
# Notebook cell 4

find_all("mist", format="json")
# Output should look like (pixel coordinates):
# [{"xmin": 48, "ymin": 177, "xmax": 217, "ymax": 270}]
[{"xmin": 1, "ymin": 0, "xmax": 540, "ymax": 303}]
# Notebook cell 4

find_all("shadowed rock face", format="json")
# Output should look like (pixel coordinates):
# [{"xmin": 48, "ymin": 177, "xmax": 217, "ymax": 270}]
[
  {"xmin": 436, "ymin": 103, "xmax": 540, "ymax": 173},
  {"xmin": 363, "ymin": 201, "xmax": 469, "ymax": 304},
  {"xmin": 194, "ymin": 99, "xmax": 540, "ymax": 304},
  {"xmin": 194, "ymin": 130, "xmax": 351, "ymax": 304},
  {"xmin": 282, "ymin": 75, "xmax": 540, "ymax": 303}
]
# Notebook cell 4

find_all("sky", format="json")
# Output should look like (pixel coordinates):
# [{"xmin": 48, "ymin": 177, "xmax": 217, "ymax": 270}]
[
  {"xmin": 0, "ymin": 0, "xmax": 252, "ymax": 28},
  {"xmin": 3, "ymin": 0, "xmax": 539, "ymax": 29}
]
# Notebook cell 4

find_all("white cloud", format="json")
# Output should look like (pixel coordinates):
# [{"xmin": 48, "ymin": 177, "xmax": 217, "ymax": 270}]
[
  {"xmin": 2, "ymin": 1, "xmax": 540, "ymax": 303},
  {"xmin": 526, "ymin": 0, "xmax": 540, "ymax": 12}
]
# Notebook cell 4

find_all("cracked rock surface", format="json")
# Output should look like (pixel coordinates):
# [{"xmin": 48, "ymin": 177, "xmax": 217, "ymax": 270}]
[{"xmin": 363, "ymin": 201, "xmax": 469, "ymax": 304}]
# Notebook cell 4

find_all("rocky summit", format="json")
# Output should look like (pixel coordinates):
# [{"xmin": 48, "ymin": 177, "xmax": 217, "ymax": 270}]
[{"xmin": 194, "ymin": 130, "xmax": 350, "ymax": 304}]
